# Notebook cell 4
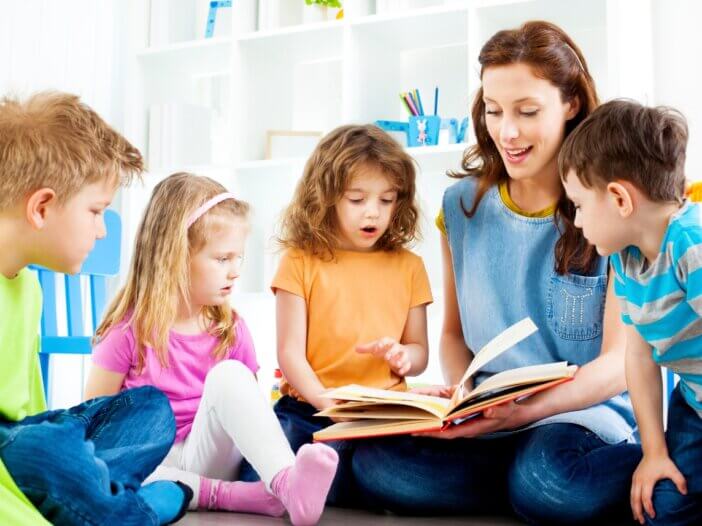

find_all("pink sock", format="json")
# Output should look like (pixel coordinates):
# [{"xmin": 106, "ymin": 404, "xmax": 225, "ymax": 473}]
[
  {"xmin": 197, "ymin": 477, "xmax": 285, "ymax": 517},
  {"xmin": 271, "ymin": 443, "xmax": 339, "ymax": 526}
]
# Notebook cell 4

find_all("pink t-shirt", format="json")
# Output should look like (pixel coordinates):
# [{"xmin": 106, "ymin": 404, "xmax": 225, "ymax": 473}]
[{"xmin": 92, "ymin": 316, "xmax": 259, "ymax": 442}]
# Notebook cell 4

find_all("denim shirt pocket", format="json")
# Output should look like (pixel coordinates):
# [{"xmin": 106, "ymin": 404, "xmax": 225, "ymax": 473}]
[{"xmin": 547, "ymin": 272, "xmax": 607, "ymax": 341}]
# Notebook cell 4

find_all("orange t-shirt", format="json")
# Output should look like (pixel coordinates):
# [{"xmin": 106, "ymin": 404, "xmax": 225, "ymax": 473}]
[{"xmin": 272, "ymin": 247, "xmax": 433, "ymax": 400}]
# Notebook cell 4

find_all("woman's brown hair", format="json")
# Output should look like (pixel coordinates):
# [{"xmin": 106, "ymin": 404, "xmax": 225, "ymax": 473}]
[
  {"xmin": 278, "ymin": 124, "xmax": 420, "ymax": 259},
  {"xmin": 452, "ymin": 20, "xmax": 599, "ymax": 274}
]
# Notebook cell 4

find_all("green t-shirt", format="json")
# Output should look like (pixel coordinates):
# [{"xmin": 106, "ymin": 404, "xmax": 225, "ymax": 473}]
[{"xmin": 0, "ymin": 269, "xmax": 50, "ymax": 525}]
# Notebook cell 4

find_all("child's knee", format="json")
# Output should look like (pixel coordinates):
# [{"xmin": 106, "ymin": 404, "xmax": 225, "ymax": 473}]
[
  {"xmin": 647, "ymin": 480, "xmax": 700, "ymax": 525},
  {"xmin": 208, "ymin": 359, "xmax": 254, "ymax": 383},
  {"xmin": 128, "ymin": 384, "xmax": 170, "ymax": 407},
  {"xmin": 123, "ymin": 385, "xmax": 175, "ymax": 439},
  {"xmin": 204, "ymin": 360, "xmax": 257, "ymax": 401}
]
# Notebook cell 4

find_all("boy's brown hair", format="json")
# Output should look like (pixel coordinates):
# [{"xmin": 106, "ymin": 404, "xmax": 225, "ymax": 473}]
[
  {"xmin": 278, "ymin": 124, "xmax": 420, "ymax": 259},
  {"xmin": 559, "ymin": 99, "xmax": 688, "ymax": 203},
  {"xmin": 0, "ymin": 91, "xmax": 143, "ymax": 210}
]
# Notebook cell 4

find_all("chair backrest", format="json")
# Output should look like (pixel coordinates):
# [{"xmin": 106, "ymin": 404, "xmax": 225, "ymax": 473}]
[{"xmin": 35, "ymin": 210, "xmax": 121, "ymax": 402}]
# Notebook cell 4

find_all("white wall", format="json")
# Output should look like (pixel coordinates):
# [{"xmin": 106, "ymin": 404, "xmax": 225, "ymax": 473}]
[
  {"xmin": 0, "ymin": 0, "xmax": 122, "ymax": 126},
  {"xmin": 651, "ymin": 0, "xmax": 702, "ymax": 180}
]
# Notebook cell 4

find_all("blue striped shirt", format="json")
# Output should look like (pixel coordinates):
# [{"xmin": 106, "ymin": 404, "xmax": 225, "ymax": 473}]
[{"xmin": 611, "ymin": 201, "xmax": 702, "ymax": 415}]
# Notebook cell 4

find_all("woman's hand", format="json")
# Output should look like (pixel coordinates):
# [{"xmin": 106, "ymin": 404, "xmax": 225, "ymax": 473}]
[
  {"xmin": 417, "ymin": 400, "xmax": 528, "ymax": 439},
  {"xmin": 357, "ymin": 337, "xmax": 412, "ymax": 376},
  {"xmin": 630, "ymin": 453, "xmax": 687, "ymax": 524}
]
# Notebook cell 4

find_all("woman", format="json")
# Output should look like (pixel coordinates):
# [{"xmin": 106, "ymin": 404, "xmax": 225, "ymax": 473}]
[{"xmin": 353, "ymin": 21, "xmax": 641, "ymax": 524}]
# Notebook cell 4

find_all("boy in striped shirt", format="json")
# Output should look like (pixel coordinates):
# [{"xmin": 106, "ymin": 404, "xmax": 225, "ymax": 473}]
[{"xmin": 559, "ymin": 99, "xmax": 701, "ymax": 526}]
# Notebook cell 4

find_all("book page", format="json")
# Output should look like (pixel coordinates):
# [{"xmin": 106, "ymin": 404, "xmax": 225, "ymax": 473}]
[
  {"xmin": 464, "ymin": 362, "xmax": 576, "ymax": 400},
  {"xmin": 313, "ymin": 418, "xmax": 444, "ymax": 442},
  {"xmin": 447, "ymin": 376, "xmax": 575, "ymax": 422},
  {"xmin": 451, "ymin": 317, "xmax": 538, "ymax": 405},
  {"xmin": 317, "ymin": 403, "xmax": 439, "ymax": 420},
  {"xmin": 321, "ymin": 384, "xmax": 451, "ymax": 418}
]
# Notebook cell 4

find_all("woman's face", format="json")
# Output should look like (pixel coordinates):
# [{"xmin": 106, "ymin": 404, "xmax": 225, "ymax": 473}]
[{"xmin": 482, "ymin": 62, "xmax": 579, "ymax": 183}]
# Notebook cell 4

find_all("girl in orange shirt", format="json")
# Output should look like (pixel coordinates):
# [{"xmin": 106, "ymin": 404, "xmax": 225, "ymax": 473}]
[{"xmin": 269, "ymin": 124, "xmax": 433, "ymax": 506}]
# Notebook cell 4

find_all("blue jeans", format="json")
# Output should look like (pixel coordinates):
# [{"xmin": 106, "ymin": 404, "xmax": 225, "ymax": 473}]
[
  {"xmin": 0, "ymin": 386, "xmax": 176, "ymax": 525},
  {"xmin": 240, "ymin": 395, "xmax": 362, "ymax": 507},
  {"xmin": 353, "ymin": 423, "xmax": 642, "ymax": 524},
  {"xmin": 646, "ymin": 385, "xmax": 702, "ymax": 526}
]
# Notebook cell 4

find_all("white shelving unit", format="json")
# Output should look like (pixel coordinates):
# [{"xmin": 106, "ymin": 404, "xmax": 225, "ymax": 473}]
[{"xmin": 125, "ymin": 0, "xmax": 654, "ymax": 386}]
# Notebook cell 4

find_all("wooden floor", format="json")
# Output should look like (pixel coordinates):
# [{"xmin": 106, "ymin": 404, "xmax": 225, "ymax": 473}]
[
  {"xmin": 180, "ymin": 509, "xmax": 520, "ymax": 525},
  {"xmin": 179, "ymin": 508, "xmax": 634, "ymax": 525}
]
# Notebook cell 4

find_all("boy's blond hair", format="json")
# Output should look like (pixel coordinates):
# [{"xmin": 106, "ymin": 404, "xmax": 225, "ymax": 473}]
[
  {"xmin": 0, "ymin": 91, "xmax": 143, "ymax": 210},
  {"xmin": 96, "ymin": 173, "xmax": 250, "ymax": 372}
]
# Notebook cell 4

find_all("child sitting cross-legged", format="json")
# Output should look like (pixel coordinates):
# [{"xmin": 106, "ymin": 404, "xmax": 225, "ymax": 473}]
[{"xmin": 85, "ymin": 172, "xmax": 338, "ymax": 526}]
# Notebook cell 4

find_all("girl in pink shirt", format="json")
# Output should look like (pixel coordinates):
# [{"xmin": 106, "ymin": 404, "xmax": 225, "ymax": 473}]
[{"xmin": 84, "ymin": 172, "xmax": 338, "ymax": 526}]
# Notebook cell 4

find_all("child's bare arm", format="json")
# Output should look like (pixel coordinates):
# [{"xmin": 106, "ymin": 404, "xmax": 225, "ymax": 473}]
[
  {"xmin": 276, "ymin": 289, "xmax": 331, "ymax": 411},
  {"xmin": 627, "ymin": 323, "xmax": 687, "ymax": 523},
  {"xmin": 626, "ymin": 323, "xmax": 665, "ymax": 456},
  {"xmin": 84, "ymin": 365, "xmax": 126, "ymax": 400}
]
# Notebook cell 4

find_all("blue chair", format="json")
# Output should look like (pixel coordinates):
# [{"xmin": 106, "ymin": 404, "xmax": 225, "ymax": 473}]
[{"xmin": 34, "ymin": 210, "xmax": 121, "ymax": 403}]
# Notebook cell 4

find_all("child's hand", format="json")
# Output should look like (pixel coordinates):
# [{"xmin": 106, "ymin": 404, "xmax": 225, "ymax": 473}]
[
  {"xmin": 630, "ymin": 453, "xmax": 687, "ymax": 524},
  {"xmin": 314, "ymin": 396, "xmax": 350, "ymax": 423},
  {"xmin": 410, "ymin": 385, "xmax": 456, "ymax": 399},
  {"xmin": 356, "ymin": 338, "xmax": 411, "ymax": 376}
]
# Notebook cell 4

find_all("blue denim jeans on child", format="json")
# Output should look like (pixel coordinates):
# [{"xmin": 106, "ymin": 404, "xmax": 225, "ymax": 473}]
[
  {"xmin": 239, "ymin": 394, "xmax": 361, "ymax": 507},
  {"xmin": 353, "ymin": 423, "xmax": 643, "ymax": 524},
  {"xmin": 0, "ymin": 385, "xmax": 176, "ymax": 525},
  {"xmin": 646, "ymin": 385, "xmax": 702, "ymax": 526}
]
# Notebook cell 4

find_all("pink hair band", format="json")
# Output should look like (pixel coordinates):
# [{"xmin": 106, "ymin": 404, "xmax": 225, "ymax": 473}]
[{"xmin": 186, "ymin": 192, "xmax": 237, "ymax": 228}]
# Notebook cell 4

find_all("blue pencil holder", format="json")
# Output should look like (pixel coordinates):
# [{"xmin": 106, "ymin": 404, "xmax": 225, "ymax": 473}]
[
  {"xmin": 375, "ymin": 116, "xmax": 468, "ymax": 148},
  {"xmin": 408, "ymin": 116, "xmax": 441, "ymax": 146}
]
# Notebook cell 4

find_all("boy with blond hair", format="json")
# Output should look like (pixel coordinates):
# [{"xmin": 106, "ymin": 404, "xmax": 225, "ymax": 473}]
[
  {"xmin": 560, "ymin": 99, "xmax": 702, "ymax": 525},
  {"xmin": 0, "ymin": 92, "xmax": 191, "ymax": 525}
]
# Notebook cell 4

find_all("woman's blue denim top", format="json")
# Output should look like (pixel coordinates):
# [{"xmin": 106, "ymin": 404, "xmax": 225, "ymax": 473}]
[{"xmin": 443, "ymin": 177, "xmax": 636, "ymax": 444}]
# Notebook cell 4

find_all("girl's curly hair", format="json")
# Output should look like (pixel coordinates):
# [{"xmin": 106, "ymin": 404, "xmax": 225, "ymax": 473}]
[{"xmin": 278, "ymin": 124, "xmax": 420, "ymax": 258}]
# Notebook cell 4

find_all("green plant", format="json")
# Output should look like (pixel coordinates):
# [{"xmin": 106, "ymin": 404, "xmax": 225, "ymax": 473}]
[{"xmin": 305, "ymin": 0, "xmax": 342, "ymax": 7}]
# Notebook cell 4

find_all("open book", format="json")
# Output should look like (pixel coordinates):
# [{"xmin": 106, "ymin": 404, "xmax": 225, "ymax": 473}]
[{"xmin": 312, "ymin": 318, "xmax": 577, "ymax": 442}]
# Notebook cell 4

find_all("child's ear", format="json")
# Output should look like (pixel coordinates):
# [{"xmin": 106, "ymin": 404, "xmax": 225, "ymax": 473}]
[
  {"xmin": 565, "ymin": 96, "xmax": 581, "ymax": 121},
  {"xmin": 606, "ymin": 182, "xmax": 634, "ymax": 218},
  {"xmin": 25, "ymin": 188, "xmax": 57, "ymax": 229}
]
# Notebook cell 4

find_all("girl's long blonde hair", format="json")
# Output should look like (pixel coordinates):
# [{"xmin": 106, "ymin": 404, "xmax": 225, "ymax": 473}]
[{"xmin": 95, "ymin": 172, "xmax": 250, "ymax": 373}]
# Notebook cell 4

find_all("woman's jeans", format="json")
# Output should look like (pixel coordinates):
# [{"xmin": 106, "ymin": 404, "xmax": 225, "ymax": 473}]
[
  {"xmin": 353, "ymin": 422, "xmax": 642, "ymax": 524},
  {"xmin": 0, "ymin": 386, "xmax": 175, "ymax": 525}
]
